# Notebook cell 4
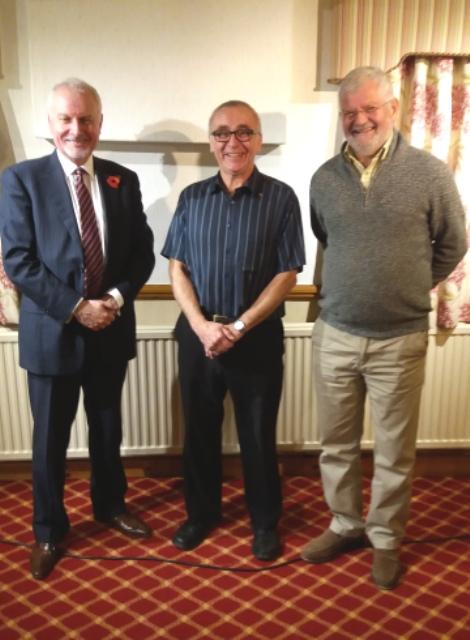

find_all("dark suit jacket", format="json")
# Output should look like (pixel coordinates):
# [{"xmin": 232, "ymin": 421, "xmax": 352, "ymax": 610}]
[{"xmin": 0, "ymin": 151, "xmax": 155, "ymax": 375}]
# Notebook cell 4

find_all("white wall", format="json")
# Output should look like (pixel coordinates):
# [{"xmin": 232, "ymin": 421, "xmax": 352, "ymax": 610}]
[{"xmin": 0, "ymin": 0, "xmax": 340, "ymax": 288}]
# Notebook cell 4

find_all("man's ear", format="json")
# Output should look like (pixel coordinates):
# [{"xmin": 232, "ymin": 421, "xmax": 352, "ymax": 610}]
[{"xmin": 390, "ymin": 97, "xmax": 400, "ymax": 121}]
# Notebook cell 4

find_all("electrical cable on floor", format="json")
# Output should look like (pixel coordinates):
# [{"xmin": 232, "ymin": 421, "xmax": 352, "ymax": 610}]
[{"xmin": 1, "ymin": 533, "xmax": 470, "ymax": 573}]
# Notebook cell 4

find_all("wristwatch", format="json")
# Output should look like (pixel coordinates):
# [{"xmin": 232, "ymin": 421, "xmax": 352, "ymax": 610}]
[{"xmin": 233, "ymin": 319, "xmax": 246, "ymax": 333}]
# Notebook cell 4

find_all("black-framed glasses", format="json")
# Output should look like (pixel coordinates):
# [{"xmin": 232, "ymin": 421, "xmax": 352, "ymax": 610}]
[
  {"xmin": 340, "ymin": 99, "xmax": 393, "ymax": 121},
  {"xmin": 210, "ymin": 127, "xmax": 259, "ymax": 143}
]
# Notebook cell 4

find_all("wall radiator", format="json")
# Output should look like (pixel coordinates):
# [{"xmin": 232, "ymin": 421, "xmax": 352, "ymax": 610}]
[{"xmin": 1, "ymin": 323, "xmax": 469, "ymax": 460}]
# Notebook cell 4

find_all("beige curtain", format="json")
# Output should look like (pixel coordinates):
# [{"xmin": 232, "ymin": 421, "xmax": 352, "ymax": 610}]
[
  {"xmin": 389, "ymin": 54, "xmax": 470, "ymax": 328},
  {"xmin": 327, "ymin": 0, "xmax": 470, "ymax": 83}
]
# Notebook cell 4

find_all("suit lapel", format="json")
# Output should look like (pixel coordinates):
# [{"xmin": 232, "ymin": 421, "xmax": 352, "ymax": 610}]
[
  {"xmin": 46, "ymin": 152, "xmax": 82, "ymax": 246},
  {"xmin": 94, "ymin": 157, "xmax": 123, "ymax": 276}
]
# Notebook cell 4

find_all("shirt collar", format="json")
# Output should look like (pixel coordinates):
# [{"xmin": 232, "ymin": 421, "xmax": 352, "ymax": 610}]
[
  {"xmin": 210, "ymin": 166, "xmax": 264, "ymax": 196},
  {"xmin": 56, "ymin": 149, "xmax": 95, "ymax": 179},
  {"xmin": 343, "ymin": 132, "xmax": 394, "ymax": 169}
]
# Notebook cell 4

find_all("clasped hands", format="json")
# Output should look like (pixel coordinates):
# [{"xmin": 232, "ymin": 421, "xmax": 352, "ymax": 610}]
[
  {"xmin": 74, "ymin": 295, "xmax": 120, "ymax": 331},
  {"xmin": 198, "ymin": 320, "xmax": 243, "ymax": 359}
]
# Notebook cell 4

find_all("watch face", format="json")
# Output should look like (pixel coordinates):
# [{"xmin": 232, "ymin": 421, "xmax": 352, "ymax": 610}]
[{"xmin": 234, "ymin": 319, "xmax": 245, "ymax": 332}]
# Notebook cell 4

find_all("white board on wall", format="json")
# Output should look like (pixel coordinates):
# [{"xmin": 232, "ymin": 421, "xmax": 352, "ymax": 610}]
[{"xmin": 28, "ymin": 0, "xmax": 317, "ymax": 143}]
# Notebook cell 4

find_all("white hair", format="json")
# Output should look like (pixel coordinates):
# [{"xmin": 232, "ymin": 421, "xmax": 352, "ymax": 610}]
[
  {"xmin": 48, "ymin": 78, "xmax": 102, "ymax": 112},
  {"xmin": 339, "ymin": 66, "xmax": 394, "ymax": 102}
]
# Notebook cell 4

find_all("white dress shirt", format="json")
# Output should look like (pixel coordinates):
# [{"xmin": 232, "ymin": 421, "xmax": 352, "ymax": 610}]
[{"xmin": 56, "ymin": 150, "xmax": 123, "ymax": 309}]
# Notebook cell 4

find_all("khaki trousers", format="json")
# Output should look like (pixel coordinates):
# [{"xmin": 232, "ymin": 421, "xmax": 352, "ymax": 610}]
[{"xmin": 313, "ymin": 318, "xmax": 428, "ymax": 549}]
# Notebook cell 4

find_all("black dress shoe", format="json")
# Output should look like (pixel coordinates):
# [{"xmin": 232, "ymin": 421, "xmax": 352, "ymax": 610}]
[
  {"xmin": 107, "ymin": 513, "xmax": 152, "ymax": 539},
  {"xmin": 252, "ymin": 529, "xmax": 282, "ymax": 561},
  {"xmin": 172, "ymin": 520, "xmax": 217, "ymax": 550},
  {"xmin": 30, "ymin": 542, "xmax": 62, "ymax": 580}
]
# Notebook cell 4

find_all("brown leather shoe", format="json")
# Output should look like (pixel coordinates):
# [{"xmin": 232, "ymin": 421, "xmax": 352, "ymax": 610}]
[
  {"xmin": 30, "ymin": 542, "xmax": 62, "ymax": 580},
  {"xmin": 301, "ymin": 528, "xmax": 366, "ymax": 563},
  {"xmin": 108, "ymin": 513, "xmax": 152, "ymax": 539},
  {"xmin": 371, "ymin": 548, "xmax": 403, "ymax": 590}
]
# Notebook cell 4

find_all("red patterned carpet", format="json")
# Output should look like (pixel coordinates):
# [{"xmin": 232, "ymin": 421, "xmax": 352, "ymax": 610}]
[{"xmin": 1, "ymin": 475, "xmax": 470, "ymax": 639}]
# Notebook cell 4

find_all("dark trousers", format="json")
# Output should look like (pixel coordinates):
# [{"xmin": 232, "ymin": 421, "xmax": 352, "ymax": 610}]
[
  {"xmin": 28, "ymin": 337, "xmax": 128, "ymax": 543},
  {"xmin": 175, "ymin": 313, "xmax": 284, "ymax": 530}
]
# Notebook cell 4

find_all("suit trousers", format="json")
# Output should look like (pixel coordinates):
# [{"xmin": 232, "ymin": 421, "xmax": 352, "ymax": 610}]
[
  {"xmin": 175, "ymin": 313, "xmax": 284, "ymax": 530},
  {"xmin": 28, "ymin": 332, "xmax": 129, "ymax": 543},
  {"xmin": 313, "ymin": 318, "xmax": 428, "ymax": 549}
]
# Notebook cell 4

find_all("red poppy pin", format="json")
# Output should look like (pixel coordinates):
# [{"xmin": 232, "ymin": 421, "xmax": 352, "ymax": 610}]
[{"xmin": 106, "ymin": 175, "xmax": 121, "ymax": 189}]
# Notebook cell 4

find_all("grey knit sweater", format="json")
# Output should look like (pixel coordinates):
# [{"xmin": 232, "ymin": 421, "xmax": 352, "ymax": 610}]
[{"xmin": 310, "ymin": 131, "xmax": 467, "ymax": 338}]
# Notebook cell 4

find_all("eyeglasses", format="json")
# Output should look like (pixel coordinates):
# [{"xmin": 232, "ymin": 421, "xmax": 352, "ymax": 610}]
[
  {"xmin": 210, "ymin": 128, "xmax": 259, "ymax": 143},
  {"xmin": 340, "ymin": 100, "xmax": 393, "ymax": 121}
]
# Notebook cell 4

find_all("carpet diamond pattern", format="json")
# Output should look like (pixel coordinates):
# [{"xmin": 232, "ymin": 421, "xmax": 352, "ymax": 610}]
[{"xmin": 1, "ymin": 476, "xmax": 470, "ymax": 639}]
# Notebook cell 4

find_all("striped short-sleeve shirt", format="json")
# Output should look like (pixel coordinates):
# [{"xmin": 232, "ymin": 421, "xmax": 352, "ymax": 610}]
[{"xmin": 161, "ymin": 167, "xmax": 305, "ymax": 319}]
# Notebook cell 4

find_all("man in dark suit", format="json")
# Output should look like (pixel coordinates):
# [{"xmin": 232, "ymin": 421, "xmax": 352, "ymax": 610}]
[{"xmin": 0, "ymin": 78, "xmax": 155, "ymax": 579}]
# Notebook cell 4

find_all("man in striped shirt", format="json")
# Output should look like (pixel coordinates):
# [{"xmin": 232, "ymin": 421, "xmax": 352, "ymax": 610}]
[{"xmin": 162, "ymin": 100, "xmax": 305, "ymax": 561}]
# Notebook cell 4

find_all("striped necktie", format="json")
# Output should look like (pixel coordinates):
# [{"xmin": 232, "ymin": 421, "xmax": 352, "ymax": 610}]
[{"xmin": 72, "ymin": 168, "xmax": 104, "ymax": 298}]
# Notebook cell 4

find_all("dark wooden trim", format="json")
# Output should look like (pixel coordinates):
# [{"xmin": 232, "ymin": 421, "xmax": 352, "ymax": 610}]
[
  {"xmin": 138, "ymin": 283, "xmax": 318, "ymax": 301},
  {"xmin": 286, "ymin": 284, "xmax": 318, "ymax": 301},
  {"xmin": 138, "ymin": 284, "xmax": 175, "ymax": 300}
]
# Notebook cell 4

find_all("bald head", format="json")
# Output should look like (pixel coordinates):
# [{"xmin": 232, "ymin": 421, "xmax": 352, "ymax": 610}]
[{"xmin": 209, "ymin": 100, "xmax": 261, "ymax": 134}]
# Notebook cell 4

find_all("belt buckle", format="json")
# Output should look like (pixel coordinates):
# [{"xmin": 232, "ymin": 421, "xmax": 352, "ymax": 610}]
[{"xmin": 213, "ymin": 314, "xmax": 231, "ymax": 324}]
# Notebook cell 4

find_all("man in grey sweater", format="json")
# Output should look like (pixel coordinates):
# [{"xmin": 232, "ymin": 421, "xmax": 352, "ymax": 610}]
[{"xmin": 301, "ymin": 66, "xmax": 467, "ymax": 589}]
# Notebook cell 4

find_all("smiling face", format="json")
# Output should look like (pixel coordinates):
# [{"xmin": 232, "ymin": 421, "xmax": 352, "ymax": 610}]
[
  {"xmin": 341, "ymin": 78, "xmax": 398, "ymax": 166},
  {"xmin": 48, "ymin": 86, "xmax": 102, "ymax": 165},
  {"xmin": 209, "ymin": 105, "xmax": 262, "ymax": 186}
]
